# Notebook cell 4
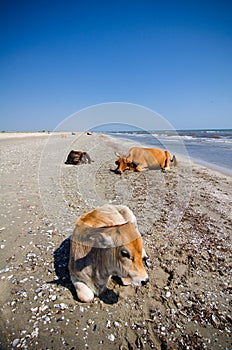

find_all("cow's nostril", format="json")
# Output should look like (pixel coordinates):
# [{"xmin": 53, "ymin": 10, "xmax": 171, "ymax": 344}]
[{"xmin": 141, "ymin": 278, "xmax": 149, "ymax": 286}]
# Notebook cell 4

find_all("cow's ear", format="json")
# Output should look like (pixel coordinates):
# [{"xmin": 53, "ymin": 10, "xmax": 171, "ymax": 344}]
[
  {"xmin": 99, "ymin": 232, "xmax": 115, "ymax": 248},
  {"xmin": 74, "ymin": 229, "xmax": 115, "ymax": 248}
]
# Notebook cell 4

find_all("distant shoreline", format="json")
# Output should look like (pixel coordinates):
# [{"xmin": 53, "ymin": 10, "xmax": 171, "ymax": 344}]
[{"xmin": 0, "ymin": 131, "xmax": 51, "ymax": 139}]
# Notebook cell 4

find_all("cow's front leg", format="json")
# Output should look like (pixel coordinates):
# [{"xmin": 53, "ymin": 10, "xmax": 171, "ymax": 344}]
[
  {"xmin": 120, "ymin": 277, "xmax": 131, "ymax": 286},
  {"xmin": 70, "ymin": 275, "xmax": 94, "ymax": 302},
  {"xmin": 135, "ymin": 165, "xmax": 146, "ymax": 172}
]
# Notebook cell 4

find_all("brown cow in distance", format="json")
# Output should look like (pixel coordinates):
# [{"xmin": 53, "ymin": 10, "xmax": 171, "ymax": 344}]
[
  {"xmin": 114, "ymin": 147, "xmax": 177, "ymax": 174},
  {"xmin": 65, "ymin": 150, "xmax": 91, "ymax": 165}
]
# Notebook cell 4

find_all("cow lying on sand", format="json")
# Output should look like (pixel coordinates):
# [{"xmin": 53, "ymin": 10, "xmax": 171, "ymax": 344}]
[
  {"xmin": 65, "ymin": 150, "xmax": 91, "ymax": 165},
  {"xmin": 68, "ymin": 204, "xmax": 148, "ymax": 302},
  {"xmin": 115, "ymin": 147, "xmax": 177, "ymax": 174}
]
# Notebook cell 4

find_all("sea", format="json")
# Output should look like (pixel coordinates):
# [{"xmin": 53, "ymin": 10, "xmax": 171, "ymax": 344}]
[{"xmin": 109, "ymin": 129, "xmax": 232, "ymax": 176}]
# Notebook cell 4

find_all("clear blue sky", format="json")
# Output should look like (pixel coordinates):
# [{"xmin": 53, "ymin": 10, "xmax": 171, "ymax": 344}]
[{"xmin": 1, "ymin": 0, "xmax": 232, "ymax": 131}]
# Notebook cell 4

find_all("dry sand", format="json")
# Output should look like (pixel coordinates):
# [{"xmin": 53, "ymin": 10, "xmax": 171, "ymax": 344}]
[{"xmin": 0, "ymin": 132, "xmax": 231, "ymax": 350}]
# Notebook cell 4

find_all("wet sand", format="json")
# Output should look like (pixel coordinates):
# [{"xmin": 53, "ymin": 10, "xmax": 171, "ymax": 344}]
[{"xmin": 0, "ymin": 132, "xmax": 231, "ymax": 349}]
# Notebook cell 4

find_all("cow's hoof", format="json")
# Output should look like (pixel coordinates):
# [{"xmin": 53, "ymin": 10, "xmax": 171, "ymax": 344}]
[{"xmin": 74, "ymin": 281, "xmax": 94, "ymax": 303}]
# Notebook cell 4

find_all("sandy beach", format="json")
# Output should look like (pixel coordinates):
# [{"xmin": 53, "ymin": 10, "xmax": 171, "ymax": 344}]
[{"xmin": 0, "ymin": 132, "xmax": 231, "ymax": 350}]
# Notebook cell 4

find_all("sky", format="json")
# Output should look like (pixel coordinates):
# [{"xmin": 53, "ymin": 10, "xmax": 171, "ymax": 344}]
[{"xmin": 1, "ymin": 0, "xmax": 232, "ymax": 132}]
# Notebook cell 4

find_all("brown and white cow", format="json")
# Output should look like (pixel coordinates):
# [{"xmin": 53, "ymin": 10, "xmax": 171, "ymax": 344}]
[
  {"xmin": 114, "ymin": 147, "xmax": 177, "ymax": 174},
  {"xmin": 65, "ymin": 150, "xmax": 91, "ymax": 165},
  {"xmin": 68, "ymin": 204, "xmax": 148, "ymax": 302}
]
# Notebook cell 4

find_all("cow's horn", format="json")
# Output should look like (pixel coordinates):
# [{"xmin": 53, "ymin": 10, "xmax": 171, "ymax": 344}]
[{"xmin": 115, "ymin": 152, "xmax": 121, "ymax": 157}]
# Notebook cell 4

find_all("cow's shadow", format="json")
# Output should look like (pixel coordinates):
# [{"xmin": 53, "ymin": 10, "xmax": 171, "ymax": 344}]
[{"xmin": 51, "ymin": 238, "xmax": 118, "ymax": 304}]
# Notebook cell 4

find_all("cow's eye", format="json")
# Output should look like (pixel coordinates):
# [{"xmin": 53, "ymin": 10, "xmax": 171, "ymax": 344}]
[{"xmin": 120, "ymin": 249, "xmax": 131, "ymax": 259}]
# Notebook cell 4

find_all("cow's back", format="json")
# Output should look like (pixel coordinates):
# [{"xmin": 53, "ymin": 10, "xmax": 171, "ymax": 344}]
[
  {"xmin": 129, "ymin": 147, "xmax": 164, "ymax": 168},
  {"xmin": 77, "ymin": 204, "xmax": 136, "ymax": 229}
]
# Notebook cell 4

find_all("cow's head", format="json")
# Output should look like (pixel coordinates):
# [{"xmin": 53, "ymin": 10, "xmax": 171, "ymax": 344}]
[
  {"xmin": 69, "ymin": 218, "xmax": 148, "ymax": 302},
  {"xmin": 115, "ymin": 156, "xmax": 137, "ymax": 174},
  {"xmin": 113, "ymin": 232, "xmax": 149, "ymax": 287}
]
